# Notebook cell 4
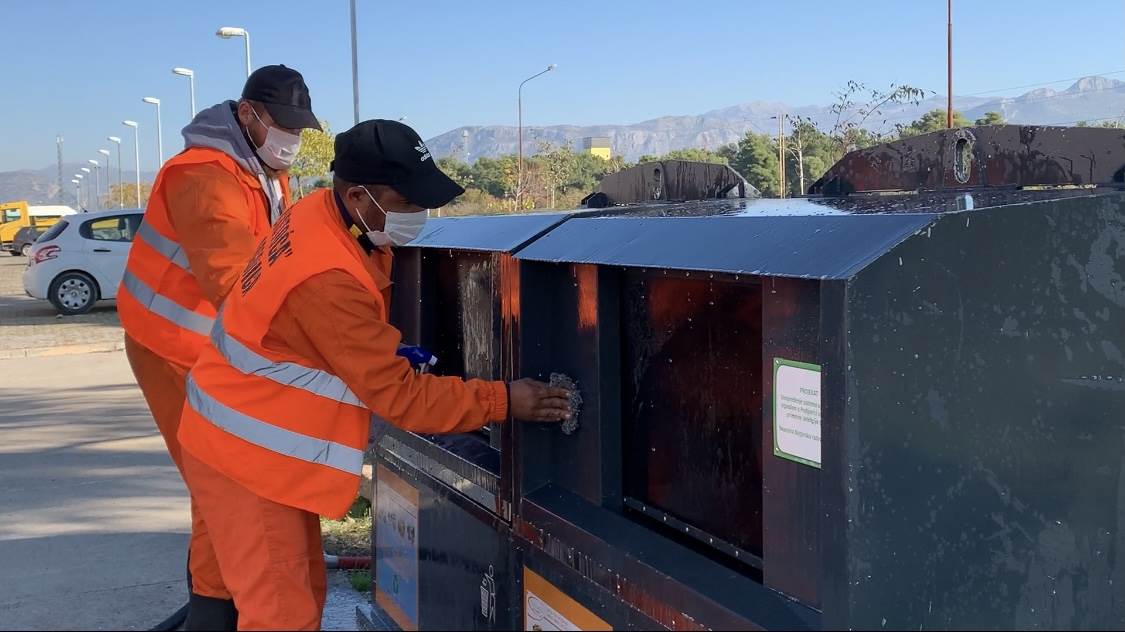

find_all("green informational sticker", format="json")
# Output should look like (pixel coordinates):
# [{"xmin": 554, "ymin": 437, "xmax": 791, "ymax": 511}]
[{"xmin": 773, "ymin": 358, "xmax": 822, "ymax": 469}]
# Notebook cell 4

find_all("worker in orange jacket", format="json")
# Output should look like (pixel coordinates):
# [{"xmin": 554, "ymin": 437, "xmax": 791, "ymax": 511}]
[
  {"xmin": 177, "ymin": 119, "xmax": 572, "ymax": 630},
  {"xmin": 116, "ymin": 65, "xmax": 322, "ymax": 629}
]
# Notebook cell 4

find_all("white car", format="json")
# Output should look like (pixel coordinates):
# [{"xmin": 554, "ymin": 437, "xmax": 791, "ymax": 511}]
[{"xmin": 23, "ymin": 208, "xmax": 144, "ymax": 315}]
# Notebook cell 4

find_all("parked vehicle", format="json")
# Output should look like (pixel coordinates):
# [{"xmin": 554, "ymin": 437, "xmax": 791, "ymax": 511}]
[
  {"xmin": 11, "ymin": 226, "xmax": 44, "ymax": 257},
  {"xmin": 23, "ymin": 209, "xmax": 144, "ymax": 315},
  {"xmin": 1, "ymin": 201, "xmax": 76, "ymax": 255}
]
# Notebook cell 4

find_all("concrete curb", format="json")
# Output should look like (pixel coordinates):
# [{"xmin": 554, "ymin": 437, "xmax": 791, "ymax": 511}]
[{"xmin": 0, "ymin": 340, "xmax": 126, "ymax": 360}]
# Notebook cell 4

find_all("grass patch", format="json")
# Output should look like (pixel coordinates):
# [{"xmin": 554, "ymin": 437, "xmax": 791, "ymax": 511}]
[
  {"xmin": 321, "ymin": 496, "xmax": 372, "ymax": 557},
  {"xmin": 348, "ymin": 570, "xmax": 372, "ymax": 593}
]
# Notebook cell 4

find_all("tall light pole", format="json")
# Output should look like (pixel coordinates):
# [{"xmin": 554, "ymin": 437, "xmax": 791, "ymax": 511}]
[
  {"xmin": 73, "ymin": 174, "xmax": 84, "ymax": 209},
  {"xmin": 216, "ymin": 27, "xmax": 251, "ymax": 77},
  {"xmin": 107, "ymin": 137, "xmax": 123, "ymax": 208},
  {"xmin": 771, "ymin": 114, "xmax": 787, "ymax": 198},
  {"xmin": 516, "ymin": 64, "xmax": 556, "ymax": 211},
  {"xmin": 142, "ymin": 97, "xmax": 163, "ymax": 166},
  {"xmin": 87, "ymin": 160, "xmax": 101, "ymax": 210},
  {"xmin": 172, "ymin": 67, "xmax": 196, "ymax": 119},
  {"xmin": 98, "ymin": 149, "xmax": 112, "ymax": 206},
  {"xmin": 947, "ymin": 0, "xmax": 953, "ymax": 128},
  {"xmin": 123, "ymin": 120, "xmax": 142, "ymax": 207},
  {"xmin": 349, "ymin": 0, "xmax": 360, "ymax": 125},
  {"xmin": 80, "ymin": 167, "xmax": 92, "ymax": 210}
]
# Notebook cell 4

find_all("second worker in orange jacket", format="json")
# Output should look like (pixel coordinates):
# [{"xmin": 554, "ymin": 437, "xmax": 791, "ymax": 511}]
[
  {"xmin": 116, "ymin": 65, "xmax": 322, "ymax": 630},
  {"xmin": 177, "ymin": 119, "xmax": 572, "ymax": 630}
]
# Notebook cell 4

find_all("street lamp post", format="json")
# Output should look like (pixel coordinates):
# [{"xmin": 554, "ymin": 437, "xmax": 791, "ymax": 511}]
[
  {"xmin": 349, "ymin": 0, "xmax": 360, "ymax": 125},
  {"xmin": 73, "ymin": 174, "xmax": 84, "ymax": 209},
  {"xmin": 216, "ymin": 27, "xmax": 251, "ymax": 77},
  {"xmin": 107, "ymin": 137, "xmax": 123, "ymax": 208},
  {"xmin": 172, "ymin": 67, "xmax": 196, "ymax": 119},
  {"xmin": 80, "ymin": 167, "xmax": 91, "ymax": 210},
  {"xmin": 71, "ymin": 179, "xmax": 81, "ymax": 209},
  {"xmin": 123, "ymin": 121, "xmax": 142, "ymax": 207},
  {"xmin": 142, "ymin": 97, "xmax": 163, "ymax": 166},
  {"xmin": 87, "ymin": 160, "xmax": 101, "ymax": 210},
  {"xmin": 98, "ymin": 149, "xmax": 112, "ymax": 204},
  {"xmin": 516, "ymin": 64, "xmax": 556, "ymax": 211}
]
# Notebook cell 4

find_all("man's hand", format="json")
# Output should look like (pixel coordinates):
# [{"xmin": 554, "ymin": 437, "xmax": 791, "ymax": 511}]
[{"xmin": 509, "ymin": 378, "xmax": 572, "ymax": 422}]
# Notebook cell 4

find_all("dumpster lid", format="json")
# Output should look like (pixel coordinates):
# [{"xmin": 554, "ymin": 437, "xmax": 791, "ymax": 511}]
[
  {"xmin": 515, "ymin": 189, "xmax": 1119, "ymax": 278},
  {"xmin": 404, "ymin": 212, "xmax": 569, "ymax": 252}
]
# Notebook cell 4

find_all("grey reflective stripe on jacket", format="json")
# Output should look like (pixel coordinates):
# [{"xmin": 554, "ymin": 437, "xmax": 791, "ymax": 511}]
[
  {"xmin": 185, "ymin": 374, "xmax": 364, "ymax": 475},
  {"xmin": 136, "ymin": 221, "xmax": 191, "ymax": 271},
  {"xmin": 209, "ymin": 317, "xmax": 364, "ymax": 407},
  {"xmin": 121, "ymin": 271, "xmax": 214, "ymax": 335}
]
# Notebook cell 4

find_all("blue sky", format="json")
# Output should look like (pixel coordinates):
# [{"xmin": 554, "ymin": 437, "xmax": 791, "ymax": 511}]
[{"xmin": 4, "ymin": 0, "xmax": 1124, "ymax": 172}]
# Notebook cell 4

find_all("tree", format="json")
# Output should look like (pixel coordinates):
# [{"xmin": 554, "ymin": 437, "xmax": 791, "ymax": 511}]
[
  {"xmin": 103, "ymin": 182, "xmax": 153, "ymax": 209},
  {"xmin": 290, "ymin": 121, "xmax": 334, "ymax": 196},
  {"xmin": 826, "ymin": 81, "xmax": 928, "ymax": 159},
  {"xmin": 730, "ymin": 131, "xmax": 780, "ymax": 197},
  {"xmin": 659, "ymin": 147, "xmax": 729, "ymax": 164},
  {"xmin": 974, "ymin": 111, "xmax": 1005, "ymax": 126},
  {"xmin": 898, "ymin": 109, "xmax": 971, "ymax": 137},
  {"xmin": 539, "ymin": 142, "xmax": 577, "ymax": 209}
]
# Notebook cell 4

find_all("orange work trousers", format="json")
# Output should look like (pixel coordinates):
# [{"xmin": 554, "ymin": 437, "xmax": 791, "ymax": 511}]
[
  {"xmin": 182, "ymin": 449, "xmax": 328, "ymax": 630},
  {"xmin": 124, "ymin": 334, "xmax": 229, "ymax": 600}
]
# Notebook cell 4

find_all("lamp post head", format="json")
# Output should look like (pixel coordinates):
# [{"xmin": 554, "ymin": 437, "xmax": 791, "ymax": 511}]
[
  {"xmin": 107, "ymin": 136, "xmax": 121, "ymax": 144},
  {"xmin": 74, "ymin": 174, "xmax": 84, "ymax": 179},
  {"xmin": 172, "ymin": 67, "xmax": 194, "ymax": 77},
  {"xmin": 71, "ymin": 179, "xmax": 80, "ymax": 184},
  {"xmin": 123, "ymin": 120, "xmax": 138, "ymax": 128},
  {"xmin": 87, "ymin": 159, "xmax": 99, "ymax": 166},
  {"xmin": 142, "ymin": 97, "xmax": 160, "ymax": 105},
  {"xmin": 98, "ymin": 149, "xmax": 111, "ymax": 157},
  {"xmin": 216, "ymin": 26, "xmax": 247, "ymax": 38},
  {"xmin": 547, "ymin": 64, "xmax": 557, "ymax": 71},
  {"xmin": 80, "ymin": 168, "xmax": 91, "ymax": 174}
]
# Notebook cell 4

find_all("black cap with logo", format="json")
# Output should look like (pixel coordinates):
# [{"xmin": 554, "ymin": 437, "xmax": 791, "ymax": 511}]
[
  {"xmin": 331, "ymin": 120, "xmax": 464, "ymax": 209},
  {"xmin": 241, "ymin": 65, "xmax": 321, "ymax": 131}
]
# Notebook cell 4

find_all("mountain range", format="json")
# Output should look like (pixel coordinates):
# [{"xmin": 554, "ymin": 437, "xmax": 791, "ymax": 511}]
[{"xmin": 5, "ymin": 76, "xmax": 1124, "ymax": 203}]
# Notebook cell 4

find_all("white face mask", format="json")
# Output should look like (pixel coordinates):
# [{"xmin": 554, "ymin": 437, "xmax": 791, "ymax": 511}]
[
  {"xmin": 356, "ymin": 187, "xmax": 428, "ymax": 247},
  {"xmin": 250, "ymin": 108, "xmax": 301, "ymax": 170}
]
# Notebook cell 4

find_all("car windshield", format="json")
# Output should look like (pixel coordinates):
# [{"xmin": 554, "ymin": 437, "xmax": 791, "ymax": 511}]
[{"xmin": 37, "ymin": 220, "xmax": 68, "ymax": 243}]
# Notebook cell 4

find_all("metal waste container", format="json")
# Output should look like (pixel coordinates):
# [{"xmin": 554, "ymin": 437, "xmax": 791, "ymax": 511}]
[
  {"xmin": 367, "ymin": 126, "xmax": 1125, "ymax": 630},
  {"xmin": 370, "ymin": 212, "xmax": 569, "ymax": 631}
]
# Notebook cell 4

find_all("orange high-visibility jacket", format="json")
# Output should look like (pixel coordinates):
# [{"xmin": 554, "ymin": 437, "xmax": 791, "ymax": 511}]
[
  {"xmin": 117, "ymin": 148, "xmax": 289, "ymax": 368},
  {"xmin": 177, "ymin": 189, "xmax": 506, "ymax": 518}
]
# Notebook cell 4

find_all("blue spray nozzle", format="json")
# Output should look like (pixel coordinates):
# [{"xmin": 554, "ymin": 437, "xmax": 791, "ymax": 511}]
[{"xmin": 397, "ymin": 345, "xmax": 438, "ymax": 372}]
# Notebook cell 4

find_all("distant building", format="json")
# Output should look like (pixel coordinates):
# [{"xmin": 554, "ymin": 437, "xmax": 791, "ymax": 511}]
[{"xmin": 581, "ymin": 136, "xmax": 612, "ymax": 160}]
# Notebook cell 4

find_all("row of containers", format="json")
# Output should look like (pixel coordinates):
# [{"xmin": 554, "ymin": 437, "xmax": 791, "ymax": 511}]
[{"xmin": 363, "ymin": 126, "xmax": 1125, "ymax": 631}]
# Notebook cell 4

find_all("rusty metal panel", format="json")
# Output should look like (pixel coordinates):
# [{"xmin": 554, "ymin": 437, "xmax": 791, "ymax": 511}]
[{"xmin": 810, "ymin": 125, "xmax": 1125, "ymax": 195}]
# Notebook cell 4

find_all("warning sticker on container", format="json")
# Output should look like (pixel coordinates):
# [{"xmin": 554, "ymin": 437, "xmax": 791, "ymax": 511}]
[
  {"xmin": 375, "ymin": 465, "xmax": 420, "ymax": 631},
  {"xmin": 773, "ymin": 358, "xmax": 822, "ymax": 468},
  {"xmin": 523, "ymin": 567, "xmax": 611, "ymax": 631}
]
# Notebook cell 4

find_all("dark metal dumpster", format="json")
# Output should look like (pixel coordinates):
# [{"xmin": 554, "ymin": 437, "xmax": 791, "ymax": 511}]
[
  {"xmin": 370, "ymin": 212, "xmax": 569, "ymax": 631},
  {"xmin": 367, "ymin": 127, "xmax": 1125, "ymax": 630}
]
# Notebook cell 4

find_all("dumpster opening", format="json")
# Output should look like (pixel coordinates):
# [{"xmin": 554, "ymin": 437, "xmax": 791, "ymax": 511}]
[
  {"xmin": 419, "ymin": 249, "xmax": 501, "ymax": 449},
  {"xmin": 620, "ymin": 270, "xmax": 764, "ymax": 568}
]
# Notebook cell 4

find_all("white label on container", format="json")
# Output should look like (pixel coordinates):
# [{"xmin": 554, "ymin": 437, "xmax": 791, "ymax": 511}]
[{"xmin": 773, "ymin": 359, "xmax": 822, "ymax": 468}]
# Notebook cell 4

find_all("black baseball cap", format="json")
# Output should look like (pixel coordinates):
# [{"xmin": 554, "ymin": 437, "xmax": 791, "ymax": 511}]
[
  {"xmin": 241, "ymin": 65, "xmax": 321, "ymax": 131},
  {"xmin": 331, "ymin": 120, "xmax": 464, "ymax": 209}
]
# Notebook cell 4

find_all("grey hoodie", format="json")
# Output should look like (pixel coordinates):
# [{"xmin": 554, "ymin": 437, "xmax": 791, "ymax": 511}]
[{"xmin": 180, "ymin": 100, "xmax": 284, "ymax": 218}]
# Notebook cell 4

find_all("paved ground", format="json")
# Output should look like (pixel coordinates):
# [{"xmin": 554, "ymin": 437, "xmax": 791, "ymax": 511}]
[
  {"xmin": 0, "ymin": 351, "xmax": 373, "ymax": 630},
  {"xmin": 0, "ymin": 256, "xmax": 123, "ymax": 358}
]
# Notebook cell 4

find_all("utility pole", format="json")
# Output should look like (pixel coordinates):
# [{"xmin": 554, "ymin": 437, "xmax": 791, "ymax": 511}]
[
  {"xmin": 947, "ymin": 0, "xmax": 953, "ymax": 128},
  {"xmin": 350, "ymin": 0, "xmax": 360, "ymax": 125},
  {"xmin": 56, "ymin": 135, "xmax": 65, "ymax": 204},
  {"xmin": 776, "ymin": 114, "xmax": 786, "ymax": 198}
]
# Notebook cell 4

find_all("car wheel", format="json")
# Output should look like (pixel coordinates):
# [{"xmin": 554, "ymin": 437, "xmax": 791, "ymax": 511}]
[
  {"xmin": 20, "ymin": 244, "xmax": 32, "ymax": 257},
  {"xmin": 49, "ymin": 271, "xmax": 99, "ymax": 315}
]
